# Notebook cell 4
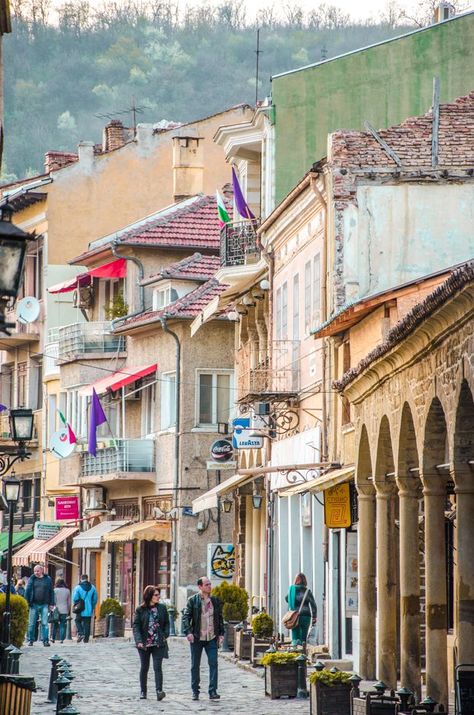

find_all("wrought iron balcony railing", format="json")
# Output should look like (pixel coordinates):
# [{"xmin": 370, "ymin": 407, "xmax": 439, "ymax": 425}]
[
  {"xmin": 81, "ymin": 438, "xmax": 155, "ymax": 478},
  {"xmin": 237, "ymin": 340, "xmax": 300, "ymax": 402},
  {"xmin": 58, "ymin": 321, "xmax": 125, "ymax": 362},
  {"xmin": 220, "ymin": 220, "xmax": 261, "ymax": 267}
]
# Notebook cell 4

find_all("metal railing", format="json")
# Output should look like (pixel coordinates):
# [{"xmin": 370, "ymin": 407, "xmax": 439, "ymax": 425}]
[
  {"xmin": 58, "ymin": 321, "xmax": 124, "ymax": 361},
  {"xmin": 44, "ymin": 341, "xmax": 59, "ymax": 377},
  {"xmin": 81, "ymin": 438, "xmax": 155, "ymax": 477},
  {"xmin": 220, "ymin": 220, "xmax": 261, "ymax": 267},
  {"xmin": 237, "ymin": 340, "xmax": 300, "ymax": 401}
]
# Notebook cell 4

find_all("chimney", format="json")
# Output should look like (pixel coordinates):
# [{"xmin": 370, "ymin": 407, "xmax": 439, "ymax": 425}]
[
  {"xmin": 172, "ymin": 135, "xmax": 204, "ymax": 202},
  {"xmin": 77, "ymin": 141, "xmax": 95, "ymax": 170},
  {"xmin": 102, "ymin": 119, "xmax": 126, "ymax": 152},
  {"xmin": 433, "ymin": 2, "xmax": 455, "ymax": 23},
  {"xmin": 44, "ymin": 151, "xmax": 78, "ymax": 173}
]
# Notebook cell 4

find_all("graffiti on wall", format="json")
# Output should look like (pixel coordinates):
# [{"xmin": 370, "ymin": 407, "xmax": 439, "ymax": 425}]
[{"xmin": 207, "ymin": 543, "xmax": 235, "ymax": 581}]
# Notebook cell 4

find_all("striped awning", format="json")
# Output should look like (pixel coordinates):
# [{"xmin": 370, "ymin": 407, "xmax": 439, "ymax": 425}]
[
  {"xmin": 12, "ymin": 527, "xmax": 78, "ymax": 566},
  {"xmin": 103, "ymin": 521, "xmax": 172, "ymax": 543},
  {"xmin": 71, "ymin": 520, "xmax": 129, "ymax": 550}
]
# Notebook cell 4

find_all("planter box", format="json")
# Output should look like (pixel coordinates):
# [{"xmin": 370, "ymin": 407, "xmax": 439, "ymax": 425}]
[
  {"xmin": 108, "ymin": 616, "xmax": 125, "ymax": 637},
  {"xmin": 234, "ymin": 630, "xmax": 253, "ymax": 660},
  {"xmin": 93, "ymin": 618, "xmax": 107, "ymax": 638},
  {"xmin": 251, "ymin": 636, "xmax": 273, "ymax": 666},
  {"xmin": 310, "ymin": 680, "xmax": 351, "ymax": 715},
  {"xmin": 264, "ymin": 662, "xmax": 298, "ymax": 699},
  {"xmin": 225, "ymin": 621, "xmax": 238, "ymax": 650}
]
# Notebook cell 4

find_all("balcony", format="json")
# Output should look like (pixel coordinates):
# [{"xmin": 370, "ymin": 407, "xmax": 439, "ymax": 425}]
[
  {"xmin": 220, "ymin": 220, "xmax": 261, "ymax": 267},
  {"xmin": 58, "ymin": 321, "xmax": 125, "ymax": 363},
  {"xmin": 0, "ymin": 307, "xmax": 40, "ymax": 348},
  {"xmin": 79, "ymin": 438, "xmax": 155, "ymax": 486},
  {"xmin": 237, "ymin": 340, "xmax": 300, "ymax": 403}
]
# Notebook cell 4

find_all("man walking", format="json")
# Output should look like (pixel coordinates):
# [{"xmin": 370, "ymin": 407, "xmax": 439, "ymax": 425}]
[
  {"xmin": 25, "ymin": 565, "xmax": 55, "ymax": 647},
  {"xmin": 182, "ymin": 576, "xmax": 224, "ymax": 701},
  {"xmin": 72, "ymin": 574, "xmax": 98, "ymax": 643}
]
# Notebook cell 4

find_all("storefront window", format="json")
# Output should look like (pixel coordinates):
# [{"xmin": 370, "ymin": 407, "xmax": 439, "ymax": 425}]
[{"xmin": 114, "ymin": 542, "xmax": 136, "ymax": 624}]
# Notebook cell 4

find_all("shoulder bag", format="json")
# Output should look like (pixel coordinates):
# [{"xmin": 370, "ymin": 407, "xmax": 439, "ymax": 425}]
[{"xmin": 282, "ymin": 588, "xmax": 309, "ymax": 630}]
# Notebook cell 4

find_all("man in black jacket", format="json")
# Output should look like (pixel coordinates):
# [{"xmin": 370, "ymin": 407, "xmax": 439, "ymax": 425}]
[
  {"xmin": 25, "ymin": 565, "xmax": 55, "ymax": 646},
  {"xmin": 182, "ymin": 577, "xmax": 224, "ymax": 701}
]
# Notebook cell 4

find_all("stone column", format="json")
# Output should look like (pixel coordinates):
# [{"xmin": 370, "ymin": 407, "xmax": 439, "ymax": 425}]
[
  {"xmin": 376, "ymin": 483, "xmax": 398, "ymax": 688},
  {"xmin": 397, "ymin": 478, "xmax": 421, "ymax": 699},
  {"xmin": 423, "ymin": 484, "xmax": 448, "ymax": 708},
  {"xmin": 357, "ymin": 490, "xmax": 377, "ymax": 679},
  {"xmin": 455, "ymin": 481, "xmax": 474, "ymax": 665}
]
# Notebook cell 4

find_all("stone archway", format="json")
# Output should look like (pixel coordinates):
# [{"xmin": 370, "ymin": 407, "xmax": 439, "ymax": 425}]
[
  {"xmin": 374, "ymin": 415, "xmax": 398, "ymax": 688},
  {"xmin": 356, "ymin": 424, "xmax": 376, "ymax": 679},
  {"xmin": 453, "ymin": 380, "xmax": 474, "ymax": 665}
]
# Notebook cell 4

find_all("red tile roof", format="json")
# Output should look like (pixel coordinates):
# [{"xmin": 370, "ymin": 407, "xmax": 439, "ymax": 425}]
[
  {"xmin": 115, "ymin": 279, "xmax": 229, "ymax": 331},
  {"xmin": 144, "ymin": 253, "xmax": 221, "ymax": 284}
]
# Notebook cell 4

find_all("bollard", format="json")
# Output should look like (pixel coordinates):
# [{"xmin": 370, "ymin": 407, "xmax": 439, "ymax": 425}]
[
  {"xmin": 374, "ymin": 681, "xmax": 387, "ymax": 696},
  {"xmin": 180, "ymin": 609, "xmax": 187, "ymax": 637},
  {"xmin": 296, "ymin": 654, "xmax": 308, "ymax": 699},
  {"xmin": 420, "ymin": 696, "xmax": 437, "ymax": 713},
  {"xmin": 66, "ymin": 617, "xmax": 73, "ymax": 641},
  {"xmin": 108, "ymin": 613, "xmax": 116, "ymax": 638},
  {"xmin": 220, "ymin": 622, "xmax": 231, "ymax": 653},
  {"xmin": 47, "ymin": 654, "xmax": 63, "ymax": 703},
  {"xmin": 396, "ymin": 686, "xmax": 413, "ymax": 711},
  {"xmin": 59, "ymin": 685, "xmax": 77, "ymax": 708},
  {"xmin": 168, "ymin": 607, "xmax": 176, "ymax": 637},
  {"xmin": 9, "ymin": 646, "xmax": 22, "ymax": 674},
  {"xmin": 55, "ymin": 675, "xmax": 71, "ymax": 714},
  {"xmin": 314, "ymin": 660, "xmax": 325, "ymax": 672},
  {"xmin": 4, "ymin": 644, "xmax": 14, "ymax": 674},
  {"xmin": 329, "ymin": 666, "xmax": 339, "ymax": 673},
  {"xmin": 59, "ymin": 706, "xmax": 80, "ymax": 714},
  {"xmin": 349, "ymin": 674, "xmax": 362, "ymax": 699}
]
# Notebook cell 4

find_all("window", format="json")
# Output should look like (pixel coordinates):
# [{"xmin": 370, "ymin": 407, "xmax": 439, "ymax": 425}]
[
  {"xmin": 275, "ymin": 287, "xmax": 282, "ymax": 340},
  {"xmin": 304, "ymin": 261, "xmax": 312, "ymax": 334},
  {"xmin": 17, "ymin": 362, "xmax": 27, "ymax": 408},
  {"xmin": 22, "ymin": 480, "xmax": 32, "ymax": 513},
  {"xmin": 29, "ymin": 359, "xmax": 43, "ymax": 410},
  {"xmin": 197, "ymin": 371, "xmax": 233, "ymax": 427},
  {"xmin": 313, "ymin": 253, "xmax": 321, "ymax": 325},
  {"xmin": 275, "ymin": 282, "xmax": 288, "ymax": 341},
  {"xmin": 160, "ymin": 373, "xmax": 176, "ymax": 430},
  {"xmin": 142, "ymin": 381, "xmax": 156, "ymax": 436},
  {"xmin": 153, "ymin": 285, "xmax": 179, "ymax": 311},
  {"xmin": 292, "ymin": 274, "xmax": 299, "ymax": 341}
]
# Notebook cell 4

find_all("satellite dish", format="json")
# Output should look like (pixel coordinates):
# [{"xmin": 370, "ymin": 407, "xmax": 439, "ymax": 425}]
[
  {"xmin": 50, "ymin": 428, "xmax": 76, "ymax": 459},
  {"xmin": 16, "ymin": 296, "xmax": 40, "ymax": 324}
]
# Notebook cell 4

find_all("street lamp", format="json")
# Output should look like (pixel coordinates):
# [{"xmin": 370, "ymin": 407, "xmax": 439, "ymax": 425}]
[
  {"xmin": 1, "ymin": 471, "xmax": 20, "ymax": 648},
  {"xmin": 0, "ymin": 202, "xmax": 32, "ymax": 333},
  {"xmin": 221, "ymin": 497, "xmax": 233, "ymax": 514},
  {"xmin": 9, "ymin": 409, "xmax": 35, "ymax": 445}
]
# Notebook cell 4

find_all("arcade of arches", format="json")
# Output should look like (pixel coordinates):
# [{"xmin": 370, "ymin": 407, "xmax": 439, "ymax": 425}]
[{"xmin": 340, "ymin": 267, "xmax": 474, "ymax": 709}]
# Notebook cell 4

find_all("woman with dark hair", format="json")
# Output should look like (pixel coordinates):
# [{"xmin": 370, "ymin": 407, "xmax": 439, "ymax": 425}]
[
  {"xmin": 285, "ymin": 573, "xmax": 317, "ymax": 646},
  {"xmin": 132, "ymin": 585, "xmax": 170, "ymax": 701},
  {"xmin": 52, "ymin": 577, "xmax": 70, "ymax": 643}
]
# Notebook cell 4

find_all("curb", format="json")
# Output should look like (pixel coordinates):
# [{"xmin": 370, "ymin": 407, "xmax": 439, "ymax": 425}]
[{"xmin": 220, "ymin": 652, "xmax": 265, "ymax": 678}]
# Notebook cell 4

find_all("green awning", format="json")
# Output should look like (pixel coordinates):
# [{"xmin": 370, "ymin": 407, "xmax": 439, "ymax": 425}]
[{"xmin": 0, "ymin": 530, "xmax": 34, "ymax": 554}]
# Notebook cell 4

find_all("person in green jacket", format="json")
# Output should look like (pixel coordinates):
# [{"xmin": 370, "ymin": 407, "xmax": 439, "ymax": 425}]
[{"xmin": 285, "ymin": 573, "xmax": 317, "ymax": 646}]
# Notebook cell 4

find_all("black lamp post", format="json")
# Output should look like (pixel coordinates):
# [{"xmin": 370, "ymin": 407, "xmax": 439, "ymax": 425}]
[
  {"xmin": 2, "ymin": 472, "xmax": 20, "ymax": 646},
  {"xmin": 0, "ymin": 202, "xmax": 32, "ymax": 334}
]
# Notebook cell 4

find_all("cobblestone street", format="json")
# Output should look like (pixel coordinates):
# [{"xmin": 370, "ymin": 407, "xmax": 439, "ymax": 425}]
[{"xmin": 21, "ymin": 637, "xmax": 310, "ymax": 714}]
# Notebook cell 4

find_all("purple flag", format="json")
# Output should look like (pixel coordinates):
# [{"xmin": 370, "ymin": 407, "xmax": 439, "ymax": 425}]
[
  {"xmin": 232, "ymin": 167, "xmax": 256, "ymax": 220},
  {"xmin": 88, "ymin": 388, "xmax": 107, "ymax": 456},
  {"xmin": 0, "ymin": 404, "xmax": 8, "ymax": 412}
]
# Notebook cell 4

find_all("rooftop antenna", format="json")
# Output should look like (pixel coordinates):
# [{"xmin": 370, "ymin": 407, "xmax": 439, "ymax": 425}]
[
  {"xmin": 255, "ymin": 28, "xmax": 263, "ymax": 106},
  {"xmin": 95, "ymin": 98, "xmax": 150, "ymax": 134}
]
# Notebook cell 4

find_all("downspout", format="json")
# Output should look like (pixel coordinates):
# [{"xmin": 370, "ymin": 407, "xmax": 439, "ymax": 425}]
[
  {"xmin": 159, "ymin": 317, "xmax": 181, "ymax": 609},
  {"xmin": 110, "ymin": 242, "xmax": 145, "ymax": 329}
]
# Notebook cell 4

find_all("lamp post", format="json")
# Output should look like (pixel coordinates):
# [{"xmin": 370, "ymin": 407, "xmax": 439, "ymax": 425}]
[
  {"xmin": 2, "ymin": 472, "xmax": 20, "ymax": 646},
  {"xmin": 0, "ymin": 203, "xmax": 32, "ymax": 334}
]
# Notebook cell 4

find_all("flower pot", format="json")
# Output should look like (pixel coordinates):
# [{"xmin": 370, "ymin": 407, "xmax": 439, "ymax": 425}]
[
  {"xmin": 234, "ymin": 630, "xmax": 252, "ymax": 660},
  {"xmin": 93, "ymin": 617, "xmax": 107, "ymax": 638},
  {"xmin": 251, "ymin": 636, "xmax": 273, "ymax": 666},
  {"xmin": 264, "ymin": 662, "xmax": 298, "ymax": 699},
  {"xmin": 225, "ymin": 621, "xmax": 238, "ymax": 649},
  {"xmin": 310, "ymin": 680, "xmax": 351, "ymax": 715},
  {"xmin": 108, "ymin": 616, "xmax": 125, "ymax": 637}
]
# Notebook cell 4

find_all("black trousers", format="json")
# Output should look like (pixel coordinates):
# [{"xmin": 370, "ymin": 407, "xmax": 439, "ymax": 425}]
[
  {"xmin": 138, "ymin": 646, "xmax": 164, "ymax": 693},
  {"xmin": 75, "ymin": 615, "xmax": 91, "ymax": 642}
]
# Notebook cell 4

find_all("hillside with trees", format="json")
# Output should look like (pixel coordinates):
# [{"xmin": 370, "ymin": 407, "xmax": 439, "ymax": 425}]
[{"xmin": 2, "ymin": 0, "xmax": 463, "ymax": 181}]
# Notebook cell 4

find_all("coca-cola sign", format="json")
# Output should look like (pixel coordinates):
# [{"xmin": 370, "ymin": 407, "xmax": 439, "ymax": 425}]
[{"xmin": 210, "ymin": 439, "xmax": 234, "ymax": 462}]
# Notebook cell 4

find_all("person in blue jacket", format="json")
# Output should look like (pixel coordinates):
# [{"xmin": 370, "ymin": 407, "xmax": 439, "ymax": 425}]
[{"xmin": 72, "ymin": 574, "xmax": 98, "ymax": 643}]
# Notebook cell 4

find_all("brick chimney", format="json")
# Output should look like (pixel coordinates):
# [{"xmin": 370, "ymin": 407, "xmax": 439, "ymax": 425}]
[
  {"xmin": 172, "ymin": 135, "xmax": 204, "ymax": 201},
  {"xmin": 103, "ymin": 119, "xmax": 126, "ymax": 152},
  {"xmin": 44, "ymin": 151, "xmax": 78, "ymax": 173}
]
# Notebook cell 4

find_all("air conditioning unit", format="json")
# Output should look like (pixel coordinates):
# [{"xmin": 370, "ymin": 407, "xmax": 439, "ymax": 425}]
[
  {"xmin": 73, "ymin": 286, "xmax": 94, "ymax": 309},
  {"xmin": 83, "ymin": 487, "xmax": 104, "ymax": 511},
  {"xmin": 254, "ymin": 402, "xmax": 271, "ymax": 416}
]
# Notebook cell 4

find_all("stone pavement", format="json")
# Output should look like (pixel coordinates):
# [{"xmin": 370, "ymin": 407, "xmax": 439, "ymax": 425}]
[{"xmin": 21, "ymin": 637, "xmax": 310, "ymax": 714}]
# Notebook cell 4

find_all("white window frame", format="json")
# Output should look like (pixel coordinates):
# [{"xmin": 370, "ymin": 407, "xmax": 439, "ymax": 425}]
[
  {"xmin": 160, "ymin": 372, "xmax": 176, "ymax": 431},
  {"xmin": 141, "ymin": 380, "xmax": 156, "ymax": 437},
  {"xmin": 195, "ymin": 369, "xmax": 234, "ymax": 430},
  {"xmin": 152, "ymin": 283, "xmax": 179, "ymax": 311}
]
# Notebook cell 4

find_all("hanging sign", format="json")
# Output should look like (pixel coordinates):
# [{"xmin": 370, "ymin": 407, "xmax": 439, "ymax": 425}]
[
  {"xmin": 324, "ymin": 483, "xmax": 352, "ymax": 529},
  {"xmin": 55, "ymin": 496, "xmax": 80, "ymax": 521},
  {"xmin": 232, "ymin": 417, "xmax": 264, "ymax": 450},
  {"xmin": 34, "ymin": 521, "xmax": 62, "ymax": 540},
  {"xmin": 210, "ymin": 439, "xmax": 234, "ymax": 462}
]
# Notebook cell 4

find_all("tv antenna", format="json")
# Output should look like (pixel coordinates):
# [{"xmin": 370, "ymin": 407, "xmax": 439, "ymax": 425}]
[
  {"xmin": 255, "ymin": 28, "xmax": 263, "ymax": 106},
  {"xmin": 95, "ymin": 98, "xmax": 150, "ymax": 133}
]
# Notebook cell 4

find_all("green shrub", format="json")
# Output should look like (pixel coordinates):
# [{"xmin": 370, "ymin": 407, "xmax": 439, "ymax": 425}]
[
  {"xmin": 309, "ymin": 670, "xmax": 351, "ymax": 687},
  {"xmin": 99, "ymin": 598, "xmax": 125, "ymax": 619},
  {"xmin": 261, "ymin": 651, "xmax": 299, "ymax": 666},
  {"xmin": 0, "ymin": 594, "xmax": 29, "ymax": 648},
  {"xmin": 252, "ymin": 612, "xmax": 274, "ymax": 638},
  {"xmin": 212, "ymin": 582, "xmax": 248, "ymax": 622}
]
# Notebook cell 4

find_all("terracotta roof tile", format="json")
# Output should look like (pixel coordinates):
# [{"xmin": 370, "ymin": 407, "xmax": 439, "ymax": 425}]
[{"xmin": 145, "ymin": 253, "xmax": 221, "ymax": 284}]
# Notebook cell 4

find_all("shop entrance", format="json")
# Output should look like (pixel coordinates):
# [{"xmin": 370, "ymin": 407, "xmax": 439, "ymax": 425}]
[{"xmin": 142, "ymin": 541, "xmax": 171, "ymax": 599}]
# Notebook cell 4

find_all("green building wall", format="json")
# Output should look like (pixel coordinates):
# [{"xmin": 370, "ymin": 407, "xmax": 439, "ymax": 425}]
[{"xmin": 272, "ymin": 12, "xmax": 474, "ymax": 202}]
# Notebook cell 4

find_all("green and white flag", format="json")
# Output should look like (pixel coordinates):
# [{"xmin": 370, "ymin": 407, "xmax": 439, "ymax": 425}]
[{"xmin": 216, "ymin": 190, "xmax": 231, "ymax": 228}]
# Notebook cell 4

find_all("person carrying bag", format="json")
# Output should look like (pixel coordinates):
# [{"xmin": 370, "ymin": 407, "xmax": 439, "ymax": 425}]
[{"xmin": 283, "ymin": 573, "xmax": 317, "ymax": 645}]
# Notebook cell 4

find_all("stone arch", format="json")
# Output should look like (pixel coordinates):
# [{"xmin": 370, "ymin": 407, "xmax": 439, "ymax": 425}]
[
  {"xmin": 453, "ymin": 379, "xmax": 474, "ymax": 484},
  {"xmin": 422, "ymin": 397, "xmax": 449, "ymax": 485},
  {"xmin": 397, "ymin": 401, "xmax": 420, "ymax": 482},
  {"xmin": 356, "ymin": 424, "xmax": 373, "ymax": 491},
  {"xmin": 375, "ymin": 415, "xmax": 395, "ymax": 481}
]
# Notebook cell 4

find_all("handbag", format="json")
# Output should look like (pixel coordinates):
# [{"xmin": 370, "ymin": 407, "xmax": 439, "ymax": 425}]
[
  {"xmin": 72, "ymin": 597, "xmax": 85, "ymax": 614},
  {"xmin": 48, "ymin": 607, "xmax": 60, "ymax": 624},
  {"xmin": 282, "ymin": 588, "xmax": 309, "ymax": 630}
]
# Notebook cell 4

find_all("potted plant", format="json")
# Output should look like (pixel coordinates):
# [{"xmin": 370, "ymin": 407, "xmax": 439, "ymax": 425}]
[
  {"xmin": 309, "ymin": 669, "xmax": 351, "ymax": 715},
  {"xmin": 0, "ymin": 594, "xmax": 28, "ymax": 647},
  {"xmin": 262, "ymin": 651, "xmax": 299, "ymax": 699},
  {"xmin": 95, "ymin": 598, "xmax": 125, "ymax": 638},
  {"xmin": 251, "ymin": 612, "xmax": 274, "ymax": 666},
  {"xmin": 212, "ymin": 582, "xmax": 248, "ymax": 650},
  {"xmin": 234, "ymin": 621, "xmax": 252, "ymax": 660}
]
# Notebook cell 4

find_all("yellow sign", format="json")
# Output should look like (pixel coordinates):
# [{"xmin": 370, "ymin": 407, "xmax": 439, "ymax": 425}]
[{"xmin": 324, "ymin": 483, "xmax": 352, "ymax": 528}]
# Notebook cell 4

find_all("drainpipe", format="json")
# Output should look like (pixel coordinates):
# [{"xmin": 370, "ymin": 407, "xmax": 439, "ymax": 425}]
[
  {"xmin": 159, "ymin": 317, "xmax": 181, "ymax": 608},
  {"xmin": 110, "ymin": 242, "xmax": 145, "ymax": 329}
]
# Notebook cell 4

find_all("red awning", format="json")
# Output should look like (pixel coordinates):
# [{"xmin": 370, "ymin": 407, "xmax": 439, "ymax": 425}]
[
  {"xmin": 12, "ymin": 527, "xmax": 79, "ymax": 567},
  {"xmin": 79, "ymin": 364, "xmax": 157, "ymax": 397},
  {"xmin": 48, "ymin": 258, "xmax": 127, "ymax": 294}
]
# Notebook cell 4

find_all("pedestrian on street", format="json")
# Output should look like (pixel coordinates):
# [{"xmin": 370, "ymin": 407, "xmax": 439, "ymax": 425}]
[
  {"xmin": 132, "ymin": 585, "xmax": 169, "ymax": 701},
  {"xmin": 15, "ymin": 578, "xmax": 26, "ymax": 598},
  {"xmin": 72, "ymin": 574, "xmax": 98, "ymax": 643},
  {"xmin": 285, "ymin": 573, "xmax": 317, "ymax": 646},
  {"xmin": 52, "ymin": 578, "xmax": 70, "ymax": 643},
  {"xmin": 182, "ymin": 576, "xmax": 224, "ymax": 701},
  {"xmin": 0, "ymin": 571, "xmax": 15, "ymax": 594},
  {"xmin": 25, "ymin": 565, "xmax": 55, "ymax": 647}
]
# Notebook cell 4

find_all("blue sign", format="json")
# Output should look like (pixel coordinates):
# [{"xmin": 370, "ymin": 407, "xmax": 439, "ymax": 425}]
[{"xmin": 232, "ymin": 418, "xmax": 264, "ymax": 449}]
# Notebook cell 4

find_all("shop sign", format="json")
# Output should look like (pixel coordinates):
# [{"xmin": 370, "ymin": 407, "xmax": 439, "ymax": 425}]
[
  {"xmin": 345, "ymin": 531, "xmax": 358, "ymax": 614},
  {"xmin": 232, "ymin": 418, "xmax": 264, "ymax": 450},
  {"xmin": 55, "ymin": 496, "xmax": 80, "ymax": 521},
  {"xmin": 34, "ymin": 521, "xmax": 61, "ymax": 540},
  {"xmin": 323, "ymin": 483, "xmax": 352, "ymax": 529},
  {"xmin": 210, "ymin": 439, "xmax": 234, "ymax": 462},
  {"xmin": 207, "ymin": 543, "xmax": 235, "ymax": 582},
  {"xmin": 206, "ymin": 460, "xmax": 237, "ymax": 471}
]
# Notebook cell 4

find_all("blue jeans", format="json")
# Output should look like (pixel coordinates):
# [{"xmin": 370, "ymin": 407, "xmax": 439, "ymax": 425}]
[
  {"xmin": 52, "ymin": 614, "xmax": 67, "ymax": 642},
  {"xmin": 190, "ymin": 638, "xmax": 218, "ymax": 695},
  {"xmin": 28, "ymin": 603, "xmax": 49, "ymax": 643}
]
